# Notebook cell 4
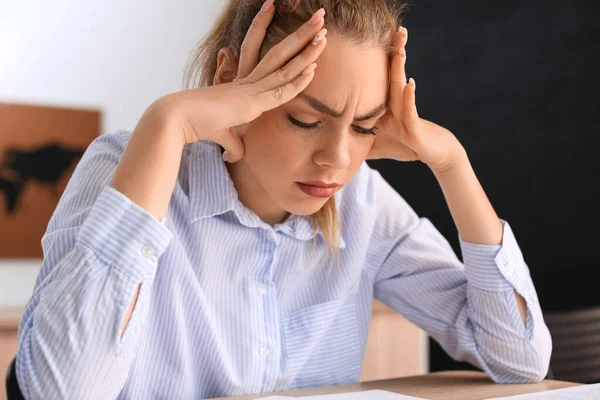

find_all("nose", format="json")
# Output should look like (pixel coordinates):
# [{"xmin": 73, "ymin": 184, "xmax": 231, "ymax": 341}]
[{"xmin": 313, "ymin": 128, "xmax": 351, "ymax": 170}]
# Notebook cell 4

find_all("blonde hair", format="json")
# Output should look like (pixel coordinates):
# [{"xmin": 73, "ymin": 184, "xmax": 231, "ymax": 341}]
[{"xmin": 183, "ymin": 0, "xmax": 406, "ymax": 268}]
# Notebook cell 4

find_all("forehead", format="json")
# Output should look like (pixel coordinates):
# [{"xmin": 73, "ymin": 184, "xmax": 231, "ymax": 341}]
[{"xmin": 299, "ymin": 33, "xmax": 389, "ymax": 115}]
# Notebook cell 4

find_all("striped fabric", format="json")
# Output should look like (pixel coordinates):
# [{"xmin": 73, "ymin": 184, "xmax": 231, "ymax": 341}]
[{"xmin": 16, "ymin": 130, "xmax": 552, "ymax": 399}]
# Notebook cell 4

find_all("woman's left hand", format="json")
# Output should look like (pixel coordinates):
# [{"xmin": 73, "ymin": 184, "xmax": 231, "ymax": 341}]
[{"xmin": 366, "ymin": 26, "xmax": 465, "ymax": 172}]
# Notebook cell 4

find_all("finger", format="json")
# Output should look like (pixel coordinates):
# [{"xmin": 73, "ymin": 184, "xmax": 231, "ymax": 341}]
[
  {"xmin": 403, "ymin": 78, "xmax": 420, "ymax": 130},
  {"xmin": 254, "ymin": 32, "xmax": 327, "ymax": 93},
  {"xmin": 237, "ymin": 0, "xmax": 276, "ymax": 79},
  {"xmin": 246, "ymin": 8, "xmax": 326, "ymax": 82},
  {"xmin": 253, "ymin": 63, "xmax": 317, "ymax": 111},
  {"xmin": 389, "ymin": 26, "xmax": 408, "ymax": 114},
  {"xmin": 220, "ymin": 127, "xmax": 246, "ymax": 163}
]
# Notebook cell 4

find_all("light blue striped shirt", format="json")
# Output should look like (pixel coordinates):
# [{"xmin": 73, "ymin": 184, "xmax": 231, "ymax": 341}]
[{"xmin": 16, "ymin": 130, "xmax": 552, "ymax": 399}]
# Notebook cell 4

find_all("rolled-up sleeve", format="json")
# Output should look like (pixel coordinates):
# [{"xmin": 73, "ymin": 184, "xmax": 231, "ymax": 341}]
[
  {"xmin": 367, "ymin": 168, "xmax": 552, "ymax": 383},
  {"xmin": 16, "ymin": 131, "xmax": 173, "ymax": 399}
]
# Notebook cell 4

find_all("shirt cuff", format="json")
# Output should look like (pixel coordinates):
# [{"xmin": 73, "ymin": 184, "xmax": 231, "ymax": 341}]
[
  {"xmin": 77, "ymin": 185, "xmax": 173, "ymax": 282},
  {"xmin": 460, "ymin": 220, "xmax": 530, "ymax": 296}
]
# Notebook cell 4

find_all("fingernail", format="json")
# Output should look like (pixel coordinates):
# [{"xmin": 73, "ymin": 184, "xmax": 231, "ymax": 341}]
[
  {"xmin": 261, "ymin": 0, "xmax": 274, "ymax": 13},
  {"xmin": 308, "ymin": 8, "xmax": 326, "ymax": 25},
  {"xmin": 222, "ymin": 151, "xmax": 229, "ymax": 162},
  {"xmin": 312, "ymin": 28, "xmax": 327, "ymax": 46}
]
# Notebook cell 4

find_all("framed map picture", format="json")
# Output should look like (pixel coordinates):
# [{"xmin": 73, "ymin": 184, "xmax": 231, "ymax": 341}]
[{"xmin": 0, "ymin": 102, "xmax": 100, "ymax": 258}]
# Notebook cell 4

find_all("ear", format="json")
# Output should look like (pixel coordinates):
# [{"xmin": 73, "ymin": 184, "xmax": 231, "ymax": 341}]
[{"xmin": 214, "ymin": 48, "xmax": 239, "ymax": 85}]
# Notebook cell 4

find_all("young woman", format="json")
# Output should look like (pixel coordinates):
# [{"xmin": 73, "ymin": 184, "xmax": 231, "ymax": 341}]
[{"xmin": 15, "ymin": 0, "xmax": 552, "ymax": 398}]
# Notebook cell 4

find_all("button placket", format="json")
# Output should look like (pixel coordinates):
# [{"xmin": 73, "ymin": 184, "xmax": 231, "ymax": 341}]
[
  {"xmin": 255, "ymin": 229, "xmax": 278, "ymax": 378},
  {"xmin": 259, "ymin": 346, "xmax": 271, "ymax": 359},
  {"xmin": 141, "ymin": 245, "xmax": 156, "ymax": 260},
  {"xmin": 256, "ymin": 284, "xmax": 267, "ymax": 295}
]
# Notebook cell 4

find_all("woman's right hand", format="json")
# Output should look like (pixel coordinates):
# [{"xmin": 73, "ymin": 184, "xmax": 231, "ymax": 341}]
[
  {"xmin": 110, "ymin": 3, "xmax": 327, "ymax": 220},
  {"xmin": 155, "ymin": 5, "xmax": 328, "ymax": 163}
]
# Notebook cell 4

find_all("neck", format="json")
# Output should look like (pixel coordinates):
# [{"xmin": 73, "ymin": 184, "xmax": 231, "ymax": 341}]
[{"xmin": 225, "ymin": 159, "xmax": 290, "ymax": 226}]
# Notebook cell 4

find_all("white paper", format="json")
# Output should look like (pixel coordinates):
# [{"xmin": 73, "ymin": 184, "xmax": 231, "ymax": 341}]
[
  {"xmin": 485, "ymin": 382, "xmax": 600, "ymax": 400},
  {"xmin": 259, "ymin": 389, "xmax": 426, "ymax": 400}
]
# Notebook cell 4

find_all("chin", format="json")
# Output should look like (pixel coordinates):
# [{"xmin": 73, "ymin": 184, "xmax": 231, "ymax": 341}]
[{"xmin": 280, "ymin": 197, "xmax": 328, "ymax": 216}]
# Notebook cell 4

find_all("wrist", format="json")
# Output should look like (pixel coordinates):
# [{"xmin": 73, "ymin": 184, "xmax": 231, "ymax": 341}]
[
  {"xmin": 148, "ymin": 95, "xmax": 189, "ymax": 148},
  {"xmin": 429, "ymin": 144, "xmax": 468, "ymax": 175}
]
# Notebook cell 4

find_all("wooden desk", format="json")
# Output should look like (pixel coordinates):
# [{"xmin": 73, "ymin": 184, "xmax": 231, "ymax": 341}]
[{"xmin": 214, "ymin": 371, "xmax": 581, "ymax": 400}]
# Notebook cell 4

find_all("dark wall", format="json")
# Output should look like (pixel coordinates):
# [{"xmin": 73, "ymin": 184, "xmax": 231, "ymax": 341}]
[{"xmin": 367, "ymin": 1, "xmax": 600, "ymax": 372}]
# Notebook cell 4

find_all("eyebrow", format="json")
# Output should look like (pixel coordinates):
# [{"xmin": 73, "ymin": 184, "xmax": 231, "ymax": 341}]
[{"xmin": 298, "ymin": 93, "xmax": 387, "ymax": 122}]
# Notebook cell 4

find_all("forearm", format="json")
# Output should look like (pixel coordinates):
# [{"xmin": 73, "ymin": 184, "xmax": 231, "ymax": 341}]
[
  {"xmin": 109, "ymin": 103, "xmax": 182, "ymax": 334},
  {"xmin": 373, "ymin": 217, "xmax": 552, "ymax": 383},
  {"xmin": 18, "ymin": 183, "xmax": 173, "ymax": 398},
  {"xmin": 110, "ymin": 101, "xmax": 185, "ymax": 221},
  {"xmin": 431, "ymin": 150, "xmax": 527, "ymax": 324},
  {"xmin": 431, "ymin": 150, "xmax": 503, "ymax": 245},
  {"xmin": 466, "ymin": 284, "xmax": 553, "ymax": 383},
  {"xmin": 18, "ymin": 245, "xmax": 150, "ymax": 398},
  {"xmin": 121, "ymin": 284, "xmax": 141, "ymax": 337}
]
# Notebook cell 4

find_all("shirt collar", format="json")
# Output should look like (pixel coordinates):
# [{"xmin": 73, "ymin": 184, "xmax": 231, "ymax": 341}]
[{"xmin": 187, "ymin": 140, "xmax": 346, "ymax": 248}]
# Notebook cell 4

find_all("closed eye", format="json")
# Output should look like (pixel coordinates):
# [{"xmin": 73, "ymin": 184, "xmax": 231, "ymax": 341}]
[
  {"xmin": 287, "ymin": 115, "xmax": 320, "ymax": 130},
  {"xmin": 286, "ymin": 115, "xmax": 377, "ymax": 136},
  {"xmin": 353, "ymin": 125, "xmax": 378, "ymax": 136}
]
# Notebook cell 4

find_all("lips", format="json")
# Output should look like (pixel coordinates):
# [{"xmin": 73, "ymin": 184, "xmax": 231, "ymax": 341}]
[
  {"xmin": 297, "ymin": 181, "xmax": 340, "ymax": 188},
  {"xmin": 296, "ymin": 182, "xmax": 340, "ymax": 198}
]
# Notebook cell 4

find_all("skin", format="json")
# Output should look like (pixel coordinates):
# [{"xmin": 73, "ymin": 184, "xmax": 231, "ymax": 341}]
[
  {"xmin": 221, "ymin": 28, "xmax": 528, "ymax": 324},
  {"xmin": 112, "ymin": 6, "xmax": 330, "ymax": 337},
  {"xmin": 224, "ymin": 33, "xmax": 388, "ymax": 226},
  {"xmin": 111, "ymin": 2, "xmax": 526, "ymax": 337}
]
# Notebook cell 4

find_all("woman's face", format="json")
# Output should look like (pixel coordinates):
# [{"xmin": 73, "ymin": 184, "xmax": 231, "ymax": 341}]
[{"xmin": 226, "ymin": 33, "xmax": 389, "ymax": 225}]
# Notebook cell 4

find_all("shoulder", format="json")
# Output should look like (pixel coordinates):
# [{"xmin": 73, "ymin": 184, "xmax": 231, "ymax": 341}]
[
  {"xmin": 338, "ymin": 162, "xmax": 375, "ymax": 207},
  {"xmin": 46, "ymin": 130, "xmax": 136, "ymax": 229},
  {"xmin": 85, "ymin": 129, "xmax": 133, "ymax": 156},
  {"xmin": 338, "ymin": 162, "xmax": 420, "ymax": 238},
  {"xmin": 341, "ymin": 162, "xmax": 414, "ymax": 213}
]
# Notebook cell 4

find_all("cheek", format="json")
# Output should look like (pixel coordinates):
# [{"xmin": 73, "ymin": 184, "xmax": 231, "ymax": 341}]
[
  {"xmin": 241, "ymin": 113, "xmax": 304, "ymax": 172},
  {"xmin": 347, "ymin": 136, "xmax": 374, "ymax": 171},
  {"xmin": 252, "ymin": 112, "xmax": 308, "ymax": 150},
  {"xmin": 355, "ymin": 137, "xmax": 375, "ymax": 158}
]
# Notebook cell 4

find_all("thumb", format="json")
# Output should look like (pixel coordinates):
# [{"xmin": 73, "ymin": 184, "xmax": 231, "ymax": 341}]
[
  {"xmin": 220, "ymin": 126, "xmax": 245, "ymax": 163},
  {"xmin": 403, "ymin": 78, "xmax": 419, "ymax": 128}
]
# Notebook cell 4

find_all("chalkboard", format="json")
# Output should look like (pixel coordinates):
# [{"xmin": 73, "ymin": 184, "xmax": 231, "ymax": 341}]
[{"xmin": 368, "ymin": 0, "xmax": 600, "ymax": 372}]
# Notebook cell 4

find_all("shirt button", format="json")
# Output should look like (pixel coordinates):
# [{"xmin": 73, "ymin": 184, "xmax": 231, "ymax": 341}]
[
  {"xmin": 256, "ymin": 284, "xmax": 266, "ymax": 295},
  {"xmin": 141, "ymin": 245, "xmax": 155, "ymax": 259},
  {"xmin": 259, "ymin": 346, "xmax": 270, "ymax": 359},
  {"xmin": 505, "ymin": 264, "xmax": 515, "ymax": 276}
]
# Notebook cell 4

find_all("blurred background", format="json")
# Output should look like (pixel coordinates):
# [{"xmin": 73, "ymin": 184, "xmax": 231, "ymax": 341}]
[
  {"xmin": 0, "ymin": 0, "xmax": 220, "ymax": 294},
  {"xmin": 1, "ymin": 2, "xmax": 224, "ymax": 397},
  {"xmin": 368, "ymin": 0, "xmax": 600, "ymax": 383},
  {"xmin": 1, "ymin": 1, "xmax": 599, "ymax": 397}
]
